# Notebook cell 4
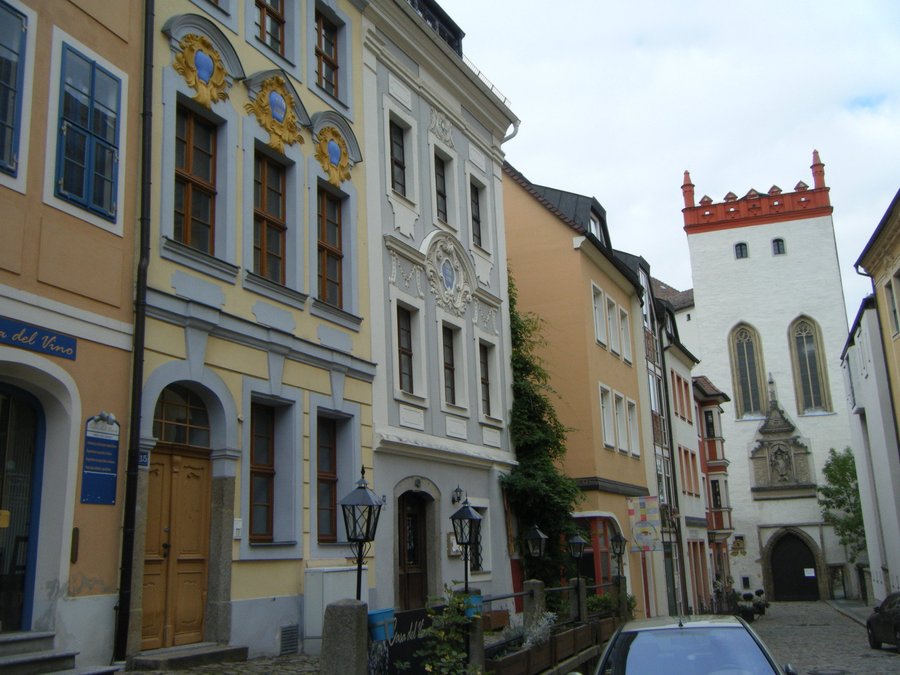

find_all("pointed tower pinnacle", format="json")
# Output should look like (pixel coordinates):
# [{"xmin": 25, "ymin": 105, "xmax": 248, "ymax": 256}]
[
  {"xmin": 811, "ymin": 149, "xmax": 826, "ymax": 189},
  {"xmin": 682, "ymin": 170, "xmax": 695, "ymax": 208}
]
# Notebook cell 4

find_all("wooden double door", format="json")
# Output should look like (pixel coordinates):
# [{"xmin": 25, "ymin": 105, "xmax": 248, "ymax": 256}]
[{"xmin": 142, "ymin": 448, "xmax": 211, "ymax": 649}]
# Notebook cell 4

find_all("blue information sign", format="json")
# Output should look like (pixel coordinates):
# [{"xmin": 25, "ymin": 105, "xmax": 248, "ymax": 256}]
[
  {"xmin": 0, "ymin": 315, "xmax": 77, "ymax": 360},
  {"xmin": 81, "ymin": 414, "xmax": 120, "ymax": 505}
]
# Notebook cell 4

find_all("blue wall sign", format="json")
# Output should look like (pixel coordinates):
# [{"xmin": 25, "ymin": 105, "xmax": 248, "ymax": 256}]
[
  {"xmin": 81, "ymin": 413, "xmax": 120, "ymax": 505},
  {"xmin": 0, "ymin": 315, "xmax": 77, "ymax": 360}
]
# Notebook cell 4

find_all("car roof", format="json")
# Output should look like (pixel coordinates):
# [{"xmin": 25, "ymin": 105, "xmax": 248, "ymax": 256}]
[{"xmin": 619, "ymin": 614, "xmax": 746, "ymax": 632}]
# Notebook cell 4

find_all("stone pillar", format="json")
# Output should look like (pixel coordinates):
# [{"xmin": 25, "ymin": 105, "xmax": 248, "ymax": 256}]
[
  {"xmin": 467, "ymin": 608, "xmax": 484, "ymax": 672},
  {"xmin": 321, "ymin": 599, "xmax": 367, "ymax": 675},
  {"xmin": 523, "ymin": 579, "xmax": 546, "ymax": 631}
]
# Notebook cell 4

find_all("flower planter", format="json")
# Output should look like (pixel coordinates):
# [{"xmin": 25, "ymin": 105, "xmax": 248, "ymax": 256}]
[
  {"xmin": 464, "ymin": 593, "xmax": 483, "ymax": 618},
  {"xmin": 551, "ymin": 627, "xmax": 576, "ymax": 664},
  {"xmin": 367, "ymin": 607, "xmax": 395, "ymax": 642},
  {"xmin": 527, "ymin": 641, "xmax": 552, "ymax": 674},
  {"xmin": 574, "ymin": 623, "xmax": 593, "ymax": 652},
  {"xmin": 486, "ymin": 647, "xmax": 529, "ymax": 675},
  {"xmin": 598, "ymin": 616, "xmax": 616, "ymax": 643}
]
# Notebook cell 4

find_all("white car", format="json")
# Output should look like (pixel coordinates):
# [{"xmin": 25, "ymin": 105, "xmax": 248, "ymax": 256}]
[{"xmin": 587, "ymin": 614, "xmax": 797, "ymax": 675}]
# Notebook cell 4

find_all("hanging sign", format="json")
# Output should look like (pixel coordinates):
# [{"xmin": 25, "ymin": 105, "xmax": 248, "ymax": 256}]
[
  {"xmin": 627, "ymin": 495, "xmax": 662, "ymax": 552},
  {"xmin": 81, "ymin": 412, "xmax": 120, "ymax": 505}
]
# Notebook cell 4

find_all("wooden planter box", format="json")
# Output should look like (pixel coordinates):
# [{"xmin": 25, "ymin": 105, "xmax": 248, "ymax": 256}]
[
  {"xmin": 551, "ymin": 627, "xmax": 576, "ymax": 664},
  {"xmin": 598, "ymin": 616, "xmax": 616, "ymax": 643},
  {"xmin": 574, "ymin": 623, "xmax": 593, "ymax": 652},
  {"xmin": 486, "ymin": 647, "xmax": 529, "ymax": 675},
  {"xmin": 482, "ymin": 609, "xmax": 510, "ymax": 632},
  {"xmin": 527, "ymin": 641, "xmax": 552, "ymax": 674}
]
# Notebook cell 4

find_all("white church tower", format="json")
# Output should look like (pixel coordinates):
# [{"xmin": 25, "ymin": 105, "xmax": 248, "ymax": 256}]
[{"xmin": 675, "ymin": 152, "xmax": 856, "ymax": 601}]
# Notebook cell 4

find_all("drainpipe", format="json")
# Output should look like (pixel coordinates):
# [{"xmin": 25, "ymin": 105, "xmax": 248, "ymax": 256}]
[{"xmin": 114, "ymin": 0, "xmax": 154, "ymax": 661}]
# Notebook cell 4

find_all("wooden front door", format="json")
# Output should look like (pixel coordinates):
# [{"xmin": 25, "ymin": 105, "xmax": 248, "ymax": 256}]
[
  {"xmin": 771, "ymin": 533, "xmax": 819, "ymax": 601},
  {"xmin": 398, "ymin": 492, "xmax": 428, "ymax": 610},
  {"xmin": 142, "ymin": 449, "xmax": 211, "ymax": 649}
]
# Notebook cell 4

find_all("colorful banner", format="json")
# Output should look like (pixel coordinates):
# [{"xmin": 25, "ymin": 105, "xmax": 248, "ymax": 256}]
[{"xmin": 627, "ymin": 495, "xmax": 662, "ymax": 552}]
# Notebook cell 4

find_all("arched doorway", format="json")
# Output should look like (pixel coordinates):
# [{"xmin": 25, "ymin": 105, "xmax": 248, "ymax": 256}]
[
  {"xmin": 398, "ymin": 491, "xmax": 430, "ymax": 610},
  {"xmin": 0, "ymin": 387, "xmax": 42, "ymax": 632},
  {"xmin": 142, "ymin": 384, "xmax": 212, "ymax": 649},
  {"xmin": 771, "ymin": 533, "xmax": 820, "ymax": 600}
]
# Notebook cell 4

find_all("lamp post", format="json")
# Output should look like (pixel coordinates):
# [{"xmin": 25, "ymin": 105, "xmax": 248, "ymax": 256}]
[
  {"xmin": 568, "ymin": 533, "xmax": 587, "ymax": 622},
  {"xmin": 610, "ymin": 532, "xmax": 628, "ymax": 619},
  {"xmin": 339, "ymin": 466, "xmax": 383, "ymax": 601},
  {"xmin": 450, "ymin": 498, "xmax": 482, "ymax": 594}
]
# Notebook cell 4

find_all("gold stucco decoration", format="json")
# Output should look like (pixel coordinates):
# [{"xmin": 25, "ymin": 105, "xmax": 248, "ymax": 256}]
[
  {"xmin": 244, "ymin": 76, "xmax": 304, "ymax": 152},
  {"xmin": 173, "ymin": 34, "xmax": 229, "ymax": 108},
  {"xmin": 314, "ymin": 126, "xmax": 352, "ymax": 186}
]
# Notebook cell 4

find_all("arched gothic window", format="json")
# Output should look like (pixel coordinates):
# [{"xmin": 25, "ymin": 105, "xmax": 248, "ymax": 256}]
[
  {"xmin": 729, "ymin": 324, "xmax": 766, "ymax": 418},
  {"xmin": 790, "ymin": 317, "xmax": 831, "ymax": 413}
]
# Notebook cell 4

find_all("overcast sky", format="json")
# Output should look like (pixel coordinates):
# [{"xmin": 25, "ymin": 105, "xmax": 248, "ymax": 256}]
[{"xmin": 443, "ymin": 0, "xmax": 900, "ymax": 323}]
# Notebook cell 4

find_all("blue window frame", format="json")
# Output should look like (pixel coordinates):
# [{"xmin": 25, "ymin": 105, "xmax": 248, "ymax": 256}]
[
  {"xmin": 0, "ymin": 1, "xmax": 27, "ymax": 176},
  {"xmin": 55, "ymin": 44, "xmax": 120, "ymax": 221}
]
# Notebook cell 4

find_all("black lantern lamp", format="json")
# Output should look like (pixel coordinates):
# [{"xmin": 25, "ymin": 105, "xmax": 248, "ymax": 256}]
[
  {"xmin": 450, "ymin": 498, "xmax": 482, "ymax": 594},
  {"xmin": 451, "ymin": 485, "xmax": 464, "ymax": 505},
  {"xmin": 340, "ymin": 466, "xmax": 383, "ymax": 601},
  {"xmin": 523, "ymin": 524, "xmax": 548, "ymax": 559},
  {"xmin": 568, "ymin": 532, "xmax": 588, "ymax": 562}
]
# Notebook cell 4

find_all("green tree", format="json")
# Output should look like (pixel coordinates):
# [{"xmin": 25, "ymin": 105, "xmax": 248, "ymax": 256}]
[
  {"xmin": 817, "ymin": 447, "xmax": 866, "ymax": 562},
  {"xmin": 501, "ymin": 272, "xmax": 581, "ymax": 585}
]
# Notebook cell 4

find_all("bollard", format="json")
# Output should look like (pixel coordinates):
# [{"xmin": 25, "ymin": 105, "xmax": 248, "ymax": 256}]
[{"xmin": 321, "ymin": 599, "xmax": 367, "ymax": 675}]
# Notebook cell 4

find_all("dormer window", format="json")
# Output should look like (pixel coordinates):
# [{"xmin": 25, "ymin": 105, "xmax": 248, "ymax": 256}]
[{"xmin": 588, "ymin": 213, "xmax": 605, "ymax": 245}]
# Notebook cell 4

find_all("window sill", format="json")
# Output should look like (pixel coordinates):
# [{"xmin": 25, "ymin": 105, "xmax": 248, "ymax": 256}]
[
  {"xmin": 479, "ymin": 415, "xmax": 503, "ymax": 429},
  {"xmin": 309, "ymin": 298, "xmax": 362, "ymax": 332},
  {"xmin": 161, "ymin": 237, "xmax": 240, "ymax": 283},
  {"xmin": 395, "ymin": 390, "xmax": 428, "ymax": 408},
  {"xmin": 798, "ymin": 409, "xmax": 834, "ymax": 417},
  {"xmin": 603, "ymin": 443, "xmax": 615, "ymax": 450},
  {"xmin": 250, "ymin": 540, "xmax": 298, "ymax": 547},
  {"xmin": 442, "ymin": 402, "xmax": 470, "ymax": 417},
  {"xmin": 243, "ymin": 271, "xmax": 308, "ymax": 310}
]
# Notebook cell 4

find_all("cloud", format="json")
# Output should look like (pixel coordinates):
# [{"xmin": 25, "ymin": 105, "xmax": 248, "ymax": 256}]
[{"xmin": 444, "ymin": 0, "xmax": 900, "ymax": 318}]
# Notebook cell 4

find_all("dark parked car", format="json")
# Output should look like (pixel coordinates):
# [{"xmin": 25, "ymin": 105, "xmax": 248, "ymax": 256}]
[
  {"xmin": 588, "ymin": 614, "xmax": 796, "ymax": 675},
  {"xmin": 867, "ymin": 591, "xmax": 900, "ymax": 650}
]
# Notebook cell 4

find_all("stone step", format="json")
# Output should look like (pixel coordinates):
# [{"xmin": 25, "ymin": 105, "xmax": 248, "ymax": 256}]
[
  {"xmin": 0, "ymin": 633, "xmax": 56, "ymax": 658},
  {"xmin": 0, "ymin": 648, "xmax": 77, "ymax": 675},
  {"xmin": 43, "ymin": 667, "xmax": 122, "ymax": 675},
  {"xmin": 129, "ymin": 643, "xmax": 248, "ymax": 671}
]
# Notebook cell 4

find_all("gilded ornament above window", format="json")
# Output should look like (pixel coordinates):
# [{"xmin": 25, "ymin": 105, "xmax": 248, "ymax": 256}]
[
  {"xmin": 314, "ymin": 126, "xmax": 352, "ymax": 186},
  {"xmin": 173, "ymin": 34, "xmax": 229, "ymax": 107},
  {"xmin": 244, "ymin": 76, "xmax": 304, "ymax": 152}
]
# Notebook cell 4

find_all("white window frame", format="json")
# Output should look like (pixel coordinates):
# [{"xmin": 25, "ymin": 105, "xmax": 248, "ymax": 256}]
[
  {"xmin": 476, "ymin": 335, "xmax": 502, "ymax": 426},
  {"xmin": 391, "ymin": 287, "xmax": 428, "ymax": 406},
  {"xmin": 43, "ymin": 27, "xmax": 129, "ymax": 236},
  {"xmin": 0, "ymin": 0, "xmax": 36, "ymax": 195},
  {"xmin": 467, "ymin": 497, "xmax": 492, "ymax": 577},
  {"xmin": 627, "ymin": 398, "xmax": 639, "ymax": 456},
  {"xmin": 439, "ymin": 312, "xmax": 469, "ymax": 413},
  {"xmin": 429, "ymin": 138, "xmax": 457, "ymax": 229},
  {"xmin": 619, "ymin": 307, "xmax": 632, "ymax": 363},
  {"xmin": 466, "ymin": 168, "xmax": 491, "ymax": 254},
  {"xmin": 600, "ymin": 384, "xmax": 614, "ymax": 448},
  {"xmin": 592, "ymin": 284, "xmax": 608, "ymax": 347},
  {"xmin": 614, "ymin": 392, "xmax": 627, "ymax": 453},
  {"xmin": 607, "ymin": 297, "xmax": 620, "ymax": 355},
  {"xmin": 384, "ymin": 102, "xmax": 419, "ymax": 205}
]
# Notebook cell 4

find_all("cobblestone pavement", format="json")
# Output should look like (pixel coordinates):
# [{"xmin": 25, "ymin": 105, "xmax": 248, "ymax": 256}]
[
  {"xmin": 139, "ymin": 653, "xmax": 321, "ymax": 674},
  {"xmin": 752, "ymin": 600, "xmax": 900, "ymax": 674}
]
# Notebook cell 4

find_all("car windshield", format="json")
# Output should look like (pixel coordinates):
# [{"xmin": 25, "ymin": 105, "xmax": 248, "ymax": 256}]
[{"xmin": 601, "ymin": 626, "xmax": 778, "ymax": 675}]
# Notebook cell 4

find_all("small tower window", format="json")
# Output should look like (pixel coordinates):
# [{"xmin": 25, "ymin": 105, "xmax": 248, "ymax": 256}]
[
  {"xmin": 772, "ymin": 238, "xmax": 786, "ymax": 255},
  {"xmin": 734, "ymin": 242, "xmax": 748, "ymax": 259}
]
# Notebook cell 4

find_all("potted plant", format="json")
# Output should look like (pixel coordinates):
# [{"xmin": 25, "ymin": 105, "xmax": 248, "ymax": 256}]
[
  {"xmin": 414, "ymin": 587, "xmax": 478, "ymax": 674},
  {"xmin": 753, "ymin": 589, "xmax": 769, "ymax": 616},
  {"xmin": 737, "ymin": 592, "xmax": 756, "ymax": 623}
]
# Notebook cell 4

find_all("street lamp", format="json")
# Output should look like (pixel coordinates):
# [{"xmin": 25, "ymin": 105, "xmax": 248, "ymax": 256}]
[
  {"xmin": 568, "ymin": 533, "xmax": 588, "ymax": 622},
  {"xmin": 340, "ymin": 466, "xmax": 383, "ymax": 601},
  {"xmin": 450, "ymin": 497, "xmax": 482, "ymax": 594},
  {"xmin": 523, "ymin": 524, "xmax": 548, "ymax": 559}
]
